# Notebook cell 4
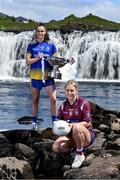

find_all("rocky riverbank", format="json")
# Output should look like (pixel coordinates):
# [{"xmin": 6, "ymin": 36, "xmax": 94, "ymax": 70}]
[{"xmin": 0, "ymin": 101, "xmax": 120, "ymax": 179}]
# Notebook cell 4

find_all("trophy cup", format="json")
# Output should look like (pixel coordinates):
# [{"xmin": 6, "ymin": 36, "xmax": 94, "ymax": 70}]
[{"xmin": 47, "ymin": 57, "xmax": 75, "ymax": 79}]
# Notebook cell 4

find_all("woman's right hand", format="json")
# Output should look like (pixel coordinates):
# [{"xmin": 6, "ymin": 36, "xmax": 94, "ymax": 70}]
[{"xmin": 37, "ymin": 53, "xmax": 44, "ymax": 60}]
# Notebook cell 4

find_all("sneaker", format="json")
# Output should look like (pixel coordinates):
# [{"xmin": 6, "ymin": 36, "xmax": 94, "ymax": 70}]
[
  {"xmin": 32, "ymin": 122, "xmax": 38, "ymax": 130},
  {"xmin": 71, "ymin": 153, "xmax": 85, "ymax": 168}
]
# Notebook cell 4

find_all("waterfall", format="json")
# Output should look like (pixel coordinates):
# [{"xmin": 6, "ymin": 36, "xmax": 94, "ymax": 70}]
[
  {"xmin": 0, "ymin": 31, "xmax": 33, "ymax": 80},
  {"xmin": 0, "ymin": 30, "xmax": 120, "ymax": 81}
]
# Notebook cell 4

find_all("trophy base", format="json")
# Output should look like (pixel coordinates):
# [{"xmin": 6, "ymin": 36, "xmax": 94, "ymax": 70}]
[{"xmin": 48, "ymin": 69, "xmax": 62, "ymax": 79}]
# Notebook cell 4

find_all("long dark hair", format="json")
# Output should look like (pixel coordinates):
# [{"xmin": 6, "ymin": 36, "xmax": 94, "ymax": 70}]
[{"xmin": 33, "ymin": 22, "xmax": 50, "ymax": 41}]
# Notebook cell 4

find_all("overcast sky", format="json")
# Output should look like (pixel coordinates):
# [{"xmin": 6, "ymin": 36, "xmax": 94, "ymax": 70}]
[{"xmin": 0, "ymin": 0, "xmax": 120, "ymax": 23}]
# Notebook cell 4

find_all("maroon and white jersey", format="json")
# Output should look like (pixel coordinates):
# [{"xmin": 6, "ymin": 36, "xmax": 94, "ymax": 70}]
[{"xmin": 57, "ymin": 96, "xmax": 92, "ymax": 124}]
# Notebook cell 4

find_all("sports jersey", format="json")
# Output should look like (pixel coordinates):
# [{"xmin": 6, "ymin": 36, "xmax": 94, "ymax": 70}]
[
  {"xmin": 57, "ymin": 96, "xmax": 92, "ymax": 125},
  {"xmin": 26, "ymin": 41, "xmax": 57, "ymax": 80}
]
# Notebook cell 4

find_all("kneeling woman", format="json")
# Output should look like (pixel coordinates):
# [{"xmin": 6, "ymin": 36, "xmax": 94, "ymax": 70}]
[{"xmin": 52, "ymin": 80, "xmax": 95, "ymax": 168}]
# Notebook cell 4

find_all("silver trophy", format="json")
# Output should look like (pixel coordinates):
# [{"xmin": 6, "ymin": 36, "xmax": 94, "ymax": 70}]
[{"xmin": 47, "ymin": 57, "xmax": 75, "ymax": 79}]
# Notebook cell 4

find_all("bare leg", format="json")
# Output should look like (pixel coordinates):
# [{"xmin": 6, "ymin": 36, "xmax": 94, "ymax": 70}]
[
  {"xmin": 72, "ymin": 123, "xmax": 91, "ymax": 149},
  {"xmin": 45, "ymin": 85, "xmax": 56, "ymax": 116},
  {"xmin": 31, "ymin": 87, "xmax": 40, "ymax": 118}
]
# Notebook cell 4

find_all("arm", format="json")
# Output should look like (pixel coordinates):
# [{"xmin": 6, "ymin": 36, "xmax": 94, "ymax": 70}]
[
  {"xmin": 79, "ymin": 121, "xmax": 91, "ymax": 128},
  {"xmin": 80, "ymin": 100, "xmax": 92, "ymax": 128},
  {"xmin": 26, "ymin": 53, "xmax": 40, "ymax": 65},
  {"xmin": 25, "ymin": 43, "xmax": 45, "ymax": 65},
  {"xmin": 51, "ymin": 43, "xmax": 59, "ymax": 57},
  {"xmin": 69, "ymin": 121, "xmax": 91, "ymax": 129}
]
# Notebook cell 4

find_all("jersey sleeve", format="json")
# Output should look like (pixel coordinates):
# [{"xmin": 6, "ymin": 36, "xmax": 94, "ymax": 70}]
[
  {"xmin": 82, "ymin": 101, "xmax": 92, "ymax": 123},
  {"xmin": 26, "ymin": 44, "xmax": 32, "ymax": 55}
]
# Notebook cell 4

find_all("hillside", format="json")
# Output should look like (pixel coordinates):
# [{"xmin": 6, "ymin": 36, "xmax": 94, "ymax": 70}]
[
  {"xmin": 0, "ymin": 13, "xmax": 120, "ymax": 32},
  {"xmin": 47, "ymin": 14, "xmax": 120, "ymax": 33},
  {"xmin": 0, "ymin": 13, "xmax": 37, "ymax": 31}
]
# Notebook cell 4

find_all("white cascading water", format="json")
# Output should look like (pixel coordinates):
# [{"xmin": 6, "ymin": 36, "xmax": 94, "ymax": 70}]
[
  {"xmin": 0, "ymin": 30, "xmax": 120, "ymax": 81},
  {"xmin": 0, "ymin": 31, "xmax": 33, "ymax": 80}
]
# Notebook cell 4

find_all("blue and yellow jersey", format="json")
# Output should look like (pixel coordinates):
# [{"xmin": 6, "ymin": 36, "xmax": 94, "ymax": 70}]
[{"xmin": 26, "ymin": 41, "xmax": 57, "ymax": 80}]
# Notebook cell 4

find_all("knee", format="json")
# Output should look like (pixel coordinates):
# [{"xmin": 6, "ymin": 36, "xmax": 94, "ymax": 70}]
[
  {"xmin": 50, "ymin": 95, "xmax": 56, "ymax": 103},
  {"xmin": 32, "ymin": 97, "xmax": 39, "ymax": 104},
  {"xmin": 52, "ymin": 143, "xmax": 59, "ymax": 153},
  {"xmin": 33, "ymin": 99, "xmax": 39, "ymax": 104},
  {"xmin": 72, "ymin": 124, "xmax": 83, "ymax": 136}
]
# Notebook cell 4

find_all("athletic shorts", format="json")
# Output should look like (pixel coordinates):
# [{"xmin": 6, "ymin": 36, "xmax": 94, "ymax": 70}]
[
  {"xmin": 85, "ymin": 128, "xmax": 95, "ymax": 148},
  {"xmin": 31, "ymin": 79, "xmax": 55, "ymax": 89},
  {"xmin": 68, "ymin": 126, "xmax": 95, "ymax": 148}
]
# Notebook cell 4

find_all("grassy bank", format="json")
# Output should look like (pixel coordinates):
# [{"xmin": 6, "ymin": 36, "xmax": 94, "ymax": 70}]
[{"xmin": 0, "ymin": 13, "xmax": 120, "ymax": 31}]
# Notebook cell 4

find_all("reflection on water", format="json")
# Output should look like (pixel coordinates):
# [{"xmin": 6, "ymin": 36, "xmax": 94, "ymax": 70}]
[{"xmin": 0, "ymin": 81, "xmax": 120, "ymax": 131}]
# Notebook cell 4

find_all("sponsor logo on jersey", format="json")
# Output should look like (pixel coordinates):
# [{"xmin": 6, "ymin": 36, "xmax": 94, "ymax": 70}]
[{"xmin": 75, "ymin": 109, "xmax": 79, "ymax": 116}]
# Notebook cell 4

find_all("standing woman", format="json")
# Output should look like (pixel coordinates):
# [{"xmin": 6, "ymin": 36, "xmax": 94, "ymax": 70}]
[
  {"xmin": 26, "ymin": 23, "xmax": 58, "ymax": 129},
  {"xmin": 52, "ymin": 80, "xmax": 95, "ymax": 168}
]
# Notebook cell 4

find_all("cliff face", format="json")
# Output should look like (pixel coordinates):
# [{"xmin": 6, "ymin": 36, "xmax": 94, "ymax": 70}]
[
  {"xmin": 58, "ymin": 23, "xmax": 119, "ymax": 34},
  {"xmin": 47, "ymin": 14, "xmax": 120, "ymax": 34},
  {"xmin": 0, "ymin": 102, "xmax": 120, "ymax": 179}
]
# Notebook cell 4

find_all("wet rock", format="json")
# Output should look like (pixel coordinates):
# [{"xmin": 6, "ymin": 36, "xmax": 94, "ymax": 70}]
[
  {"xmin": 0, "ymin": 133, "xmax": 9, "ymax": 144},
  {"xmin": 14, "ymin": 143, "xmax": 35, "ymax": 158},
  {"xmin": 0, "ymin": 144, "xmax": 14, "ymax": 158},
  {"xmin": 17, "ymin": 116, "xmax": 44, "ymax": 125},
  {"xmin": 98, "ymin": 124, "xmax": 110, "ymax": 134},
  {"xmin": 111, "ymin": 118, "xmax": 120, "ymax": 133},
  {"xmin": 17, "ymin": 116, "xmax": 32, "ymax": 124},
  {"xmin": 0, "ymin": 102, "xmax": 120, "ymax": 179},
  {"xmin": 107, "ymin": 138, "xmax": 120, "ymax": 150},
  {"xmin": 0, "ymin": 157, "xmax": 34, "ymax": 179},
  {"xmin": 63, "ymin": 156, "xmax": 120, "ymax": 179}
]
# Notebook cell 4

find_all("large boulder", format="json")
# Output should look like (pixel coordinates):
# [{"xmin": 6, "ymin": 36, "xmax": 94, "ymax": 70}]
[
  {"xmin": 63, "ymin": 156, "xmax": 120, "ymax": 179},
  {"xmin": 0, "ymin": 157, "xmax": 34, "ymax": 179}
]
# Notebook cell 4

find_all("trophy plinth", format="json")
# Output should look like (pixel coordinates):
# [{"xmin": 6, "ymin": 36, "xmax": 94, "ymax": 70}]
[
  {"xmin": 47, "ymin": 57, "xmax": 74, "ymax": 79},
  {"xmin": 48, "ymin": 65, "xmax": 62, "ymax": 79}
]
